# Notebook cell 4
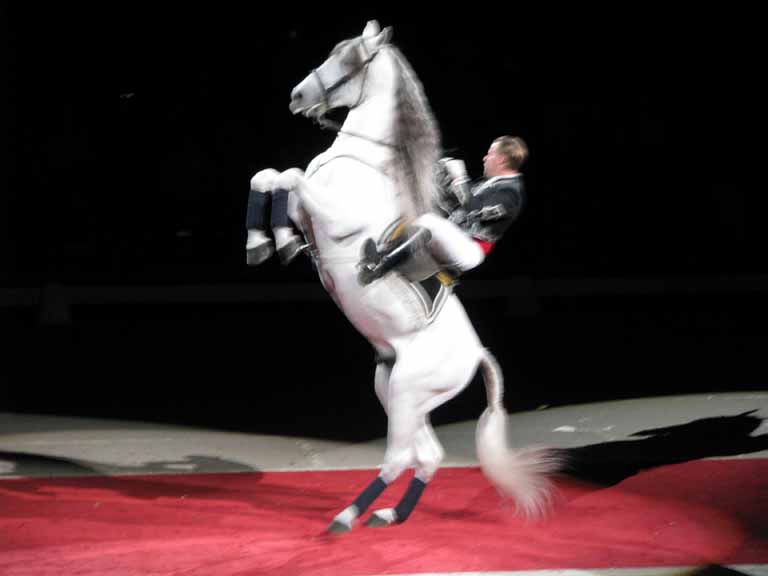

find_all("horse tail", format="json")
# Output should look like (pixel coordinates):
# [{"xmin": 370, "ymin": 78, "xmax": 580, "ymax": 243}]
[{"xmin": 474, "ymin": 349, "xmax": 564, "ymax": 517}]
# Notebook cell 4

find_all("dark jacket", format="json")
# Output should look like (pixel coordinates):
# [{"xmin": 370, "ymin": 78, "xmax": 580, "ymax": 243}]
[{"xmin": 463, "ymin": 174, "xmax": 525, "ymax": 242}]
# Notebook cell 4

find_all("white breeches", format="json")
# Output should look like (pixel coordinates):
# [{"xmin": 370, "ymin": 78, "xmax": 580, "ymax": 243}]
[{"xmin": 415, "ymin": 213, "xmax": 484, "ymax": 272}]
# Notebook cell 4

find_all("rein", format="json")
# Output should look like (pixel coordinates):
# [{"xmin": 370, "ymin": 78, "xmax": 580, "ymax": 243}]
[{"xmin": 314, "ymin": 115, "xmax": 399, "ymax": 150}]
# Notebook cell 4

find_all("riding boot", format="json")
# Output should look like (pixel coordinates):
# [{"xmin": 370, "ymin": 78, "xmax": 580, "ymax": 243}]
[{"xmin": 357, "ymin": 227, "xmax": 432, "ymax": 286}]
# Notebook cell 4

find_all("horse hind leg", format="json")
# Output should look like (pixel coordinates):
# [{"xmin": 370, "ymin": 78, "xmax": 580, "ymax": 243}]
[
  {"xmin": 328, "ymin": 476, "xmax": 389, "ymax": 533},
  {"xmin": 327, "ymin": 468, "xmax": 428, "ymax": 531},
  {"xmin": 366, "ymin": 341, "xmax": 481, "ymax": 527},
  {"xmin": 365, "ymin": 477, "xmax": 427, "ymax": 527},
  {"xmin": 329, "ymin": 359, "xmax": 447, "ymax": 532},
  {"xmin": 365, "ymin": 422, "xmax": 442, "ymax": 527},
  {"xmin": 327, "ymin": 360, "xmax": 395, "ymax": 533},
  {"xmin": 364, "ymin": 360, "xmax": 450, "ymax": 528}
]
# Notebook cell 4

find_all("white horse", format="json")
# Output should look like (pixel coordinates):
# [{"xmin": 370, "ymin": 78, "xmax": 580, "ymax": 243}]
[{"xmin": 251, "ymin": 20, "xmax": 561, "ymax": 532}]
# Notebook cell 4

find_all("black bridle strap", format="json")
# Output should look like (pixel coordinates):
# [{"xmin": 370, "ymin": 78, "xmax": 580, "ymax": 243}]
[
  {"xmin": 311, "ymin": 38, "xmax": 380, "ymax": 116},
  {"xmin": 311, "ymin": 69, "xmax": 329, "ymax": 105},
  {"xmin": 311, "ymin": 40, "xmax": 397, "ymax": 149},
  {"xmin": 315, "ymin": 115, "xmax": 398, "ymax": 149},
  {"xmin": 321, "ymin": 40, "xmax": 379, "ymax": 96}
]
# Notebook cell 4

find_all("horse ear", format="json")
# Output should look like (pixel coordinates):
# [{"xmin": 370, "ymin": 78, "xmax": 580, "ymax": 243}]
[
  {"xmin": 363, "ymin": 21, "xmax": 392, "ymax": 48},
  {"xmin": 380, "ymin": 26, "xmax": 393, "ymax": 44},
  {"xmin": 363, "ymin": 20, "xmax": 381, "ymax": 38}
]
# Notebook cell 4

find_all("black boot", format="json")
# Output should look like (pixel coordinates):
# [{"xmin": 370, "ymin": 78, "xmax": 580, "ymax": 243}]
[{"xmin": 357, "ymin": 227, "xmax": 432, "ymax": 286}]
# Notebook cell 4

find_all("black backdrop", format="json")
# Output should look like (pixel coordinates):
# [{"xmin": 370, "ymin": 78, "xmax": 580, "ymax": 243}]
[{"xmin": 2, "ymin": 5, "xmax": 765, "ymax": 437}]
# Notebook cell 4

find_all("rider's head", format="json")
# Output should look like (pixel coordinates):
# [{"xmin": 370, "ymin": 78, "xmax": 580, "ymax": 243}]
[{"xmin": 483, "ymin": 136, "xmax": 528, "ymax": 177}]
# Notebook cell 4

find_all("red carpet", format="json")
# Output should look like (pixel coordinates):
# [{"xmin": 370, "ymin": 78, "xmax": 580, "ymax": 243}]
[{"xmin": 0, "ymin": 459, "xmax": 766, "ymax": 575}]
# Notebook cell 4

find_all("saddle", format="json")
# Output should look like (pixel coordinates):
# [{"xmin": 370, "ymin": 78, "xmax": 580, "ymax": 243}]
[{"xmin": 361, "ymin": 219, "xmax": 455, "ymax": 324}]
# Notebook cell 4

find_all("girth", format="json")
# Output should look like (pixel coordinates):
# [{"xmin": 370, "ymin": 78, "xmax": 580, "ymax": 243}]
[
  {"xmin": 379, "ymin": 218, "xmax": 454, "ymax": 324},
  {"xmin": 408, "ymin": 273, "xmax": 452, "ymax": 324}
]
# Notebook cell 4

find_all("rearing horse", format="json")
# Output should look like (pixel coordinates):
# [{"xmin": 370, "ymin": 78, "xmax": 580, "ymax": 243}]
[{"xmin": 251, "ymin": 20, "xmax": 561, "ymax": 532}]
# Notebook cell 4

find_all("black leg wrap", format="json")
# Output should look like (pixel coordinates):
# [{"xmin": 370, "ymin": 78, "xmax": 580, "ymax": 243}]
[
  {"xmin": 394, "ymin": 478, "xmax": 427, "ymax": 523},
  {"xmin": 352, "ymin": 476, "xmax": 388, "ymax": 515},
  {"xmin": 271, "ymin": 188, "xmax": 292, "ymax": 228},
  {"xmin": 246, "ymin": 188, "xmax": 270, "ymax": 230}
]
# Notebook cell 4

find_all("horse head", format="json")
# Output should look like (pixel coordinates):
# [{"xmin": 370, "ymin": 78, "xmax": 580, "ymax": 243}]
[{"xmin": 289, "ymin": 20, "xmax": 393, "ymax": 119}]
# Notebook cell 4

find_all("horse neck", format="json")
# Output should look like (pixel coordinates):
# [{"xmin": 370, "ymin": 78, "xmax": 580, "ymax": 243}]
[{"xmin": 330, "ymin": 53, "xmax": 397, "ymax": 161}]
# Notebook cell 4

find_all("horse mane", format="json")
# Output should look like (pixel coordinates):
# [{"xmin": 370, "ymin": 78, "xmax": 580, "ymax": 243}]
[{"xmin": 386, "ymin": 46, "xmax": 442, "ymax": 221}]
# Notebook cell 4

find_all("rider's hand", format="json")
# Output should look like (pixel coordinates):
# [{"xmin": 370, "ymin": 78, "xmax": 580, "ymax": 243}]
[
  {"xmin": 440, "ymin": 158, "xmax": 468, "ymax": 183},
  {"xmin": 449, "ymin": 208, "xmax": 468, "ymax": 225}
]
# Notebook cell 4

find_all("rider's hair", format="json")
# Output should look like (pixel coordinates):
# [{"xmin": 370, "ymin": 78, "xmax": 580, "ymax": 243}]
[{"xmin": 493, "ymin": 136, "xmax": 528, "ymax": 171}]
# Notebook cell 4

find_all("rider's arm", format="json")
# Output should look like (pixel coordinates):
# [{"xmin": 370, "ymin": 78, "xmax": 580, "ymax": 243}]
[{"xmin": 435, "ymin": 157, "xmax": 472, "ymax": 218}]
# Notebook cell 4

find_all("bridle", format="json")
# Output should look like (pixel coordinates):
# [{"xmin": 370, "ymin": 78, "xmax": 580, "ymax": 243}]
[
  {"xmin": 314, "ymin": 115, "xmax": 398, "ymax": 150},
  {"xmin": 310, "ymin": 39, "xmax": 398, "ymax": 150}
]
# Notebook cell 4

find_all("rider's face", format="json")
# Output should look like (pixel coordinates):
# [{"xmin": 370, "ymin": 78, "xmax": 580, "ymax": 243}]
[{"xmin": 483, "ymin": 142, "xmax": 505, "ymax": 177}]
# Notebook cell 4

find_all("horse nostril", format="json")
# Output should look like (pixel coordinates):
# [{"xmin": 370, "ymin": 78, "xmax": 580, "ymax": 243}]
[{"xmin": 292, "ymin": 89, "xmax": 303, "ymax": 102}]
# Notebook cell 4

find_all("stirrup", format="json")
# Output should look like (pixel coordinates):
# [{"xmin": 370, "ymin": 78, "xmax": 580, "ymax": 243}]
[
  {"xmin": 357, "ymin": 238, "xmax": 384, "ymax": 285},
  {"xmin": 359, "ymin": 238, "xmax": 381, "ymax": 266}
]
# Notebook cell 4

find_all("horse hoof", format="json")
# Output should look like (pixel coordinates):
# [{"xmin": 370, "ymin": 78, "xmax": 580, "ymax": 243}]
[
  {"xmin": 326, "ymin": 519, "xmax": 353, "ymax": 534},
  {"xmin": 277, "ymin": 237, "xmax": 306, "ymax": 265},
  {"xmin": 364, "ymin": 508, "xmax": 398, "ymax": 528},
  {"xmin": 246, "ymin": 240, "xmax": 275, "ymax": 266},
  {"xmin": 327, "ymin": 505, "xmax": 358, "ymax": 534}
]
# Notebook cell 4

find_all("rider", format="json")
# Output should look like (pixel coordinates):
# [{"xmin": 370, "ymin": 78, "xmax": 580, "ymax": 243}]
[
  {"xmin": 357, "ymin": 135, "xmax": 528, "ymax": 284},
  {"xmin": 244, "ymin": 135, "xmax": 528, "ymax": 280}
]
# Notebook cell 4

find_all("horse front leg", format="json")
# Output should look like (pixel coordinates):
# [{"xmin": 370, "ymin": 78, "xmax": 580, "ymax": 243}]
[
  {"xmin": 246, "ymin": 169, "xmax": 305, "ymax": 266},
  {"xmin": 245, "ymin": 169, "xmax": 279, "ymax": 265}
]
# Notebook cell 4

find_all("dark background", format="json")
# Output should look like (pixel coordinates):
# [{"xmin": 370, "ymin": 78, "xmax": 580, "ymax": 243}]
[{"xmin": 2, "ymin": 5, "xmax": 765, "ymax": 439}]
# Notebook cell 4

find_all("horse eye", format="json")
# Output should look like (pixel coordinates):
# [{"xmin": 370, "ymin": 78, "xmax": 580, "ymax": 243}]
[{"xmin": 340, "ymin": 45, "xmax": 360, "ymax": 67}]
